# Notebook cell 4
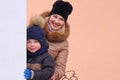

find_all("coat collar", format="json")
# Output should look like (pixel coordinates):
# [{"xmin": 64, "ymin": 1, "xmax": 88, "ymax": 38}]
[
  {"xmin": 44, "ymin": 19, "xmax": 70, "ymax": 42},
  {"xmin": 28, "ymin": 11, "xmax": 70, "ymax": 42}
]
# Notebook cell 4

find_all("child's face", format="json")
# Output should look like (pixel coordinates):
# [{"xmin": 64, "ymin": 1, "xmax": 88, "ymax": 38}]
[
  {"xmin": 27, "ymin": 39, "xmax": 41, "ymax": 53},
  {"xmin": 49, "ymin": 14, "xmax": 65, "ymax": 31}
]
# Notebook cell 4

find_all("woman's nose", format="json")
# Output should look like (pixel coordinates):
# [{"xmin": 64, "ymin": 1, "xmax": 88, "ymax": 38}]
[{"xmin": 54, "ymin": 18, "xmax": 59, "ymax": 24}]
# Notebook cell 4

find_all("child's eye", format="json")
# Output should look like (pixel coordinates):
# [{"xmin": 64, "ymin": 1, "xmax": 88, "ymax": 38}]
[
  {"xmin": 27, "ymin": 41, "xmax": 31, "ymax": 43},
  {"xmin": 34, "ymin": 40, "xmax": 39, "ymax": 43}
]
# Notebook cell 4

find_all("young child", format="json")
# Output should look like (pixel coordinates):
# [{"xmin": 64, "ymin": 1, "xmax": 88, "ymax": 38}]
[{"xmin": 24, "ymin": 25, "xmax": 55, "ymax": 80}]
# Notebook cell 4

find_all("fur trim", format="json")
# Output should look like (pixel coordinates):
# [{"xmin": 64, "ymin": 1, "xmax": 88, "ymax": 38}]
[
  {"xmin": 41, "ymin": 11, "xmax": 70, "ymax": 42},
  {"xmin": 40, "ymin": 11, "xmax": 50, "ymax": 19},
  {"xmin": 28, "ymin": 11, "xmax": 70, "ymax": 42},
  {"xmin": 44, "ymin": 21, "xmax": 70, "ymax": 42},
  {"xmin": 28, "ymin": 15, "xmax": 46, "ymax": 29}
]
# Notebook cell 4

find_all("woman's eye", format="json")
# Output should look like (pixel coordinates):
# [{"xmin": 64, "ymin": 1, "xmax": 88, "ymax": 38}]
[
  {"xmin": 60, "ymin": 18, "xmax": 64, "ymax": 21},
  {"xmin": 53, "ymin": 15, "xmax": 57, "ymax": 18}
]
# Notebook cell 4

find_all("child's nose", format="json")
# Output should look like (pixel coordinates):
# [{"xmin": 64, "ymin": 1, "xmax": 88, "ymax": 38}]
[{"xmin": 31, "ymin": 43, "xmax": 35, "ymax": 46}]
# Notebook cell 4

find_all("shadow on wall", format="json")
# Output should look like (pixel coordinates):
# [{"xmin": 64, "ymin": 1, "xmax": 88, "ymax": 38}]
[{"xmin": 61, "ymin": 70, "xmax": 78, "ymax": 80}]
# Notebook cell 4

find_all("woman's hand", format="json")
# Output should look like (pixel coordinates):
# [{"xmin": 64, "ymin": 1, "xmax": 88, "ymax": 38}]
[{"xmin": 50, "ymin": 73, "xmax": 55, "ymax": 80}]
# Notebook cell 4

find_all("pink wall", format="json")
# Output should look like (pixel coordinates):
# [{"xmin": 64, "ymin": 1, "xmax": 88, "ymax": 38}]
[{"xmin": 27, "ymin": 0, "xmax": 120, "ymax": 80}]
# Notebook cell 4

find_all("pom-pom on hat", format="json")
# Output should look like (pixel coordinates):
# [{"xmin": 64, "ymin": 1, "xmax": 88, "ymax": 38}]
[{"xmin": 49, "ymin": 0, "xmax": 73, "ymax": 22}]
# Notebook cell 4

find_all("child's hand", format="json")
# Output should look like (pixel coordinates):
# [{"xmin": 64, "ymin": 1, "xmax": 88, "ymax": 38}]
[
  {"xmin": 50, "ymin": 73, "xmax": 55, "ymax": 80},
  {"xmin": 24, "ymin": 68, "xmax": 31, "ymax": 79}
]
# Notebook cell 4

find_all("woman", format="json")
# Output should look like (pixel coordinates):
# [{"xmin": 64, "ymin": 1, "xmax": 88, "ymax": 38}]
[{"xmin": 28, "ymin": 0, "xmax": 73, "ymax": 79}]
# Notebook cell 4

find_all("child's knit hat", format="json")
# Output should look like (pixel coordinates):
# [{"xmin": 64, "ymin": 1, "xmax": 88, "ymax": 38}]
[
  {"xmin": 27, "ymin": 25, "xmax": 48, "ymax": 57},
  {"xmin": 27, "ymin": 25, "xmax": 45, "ymax": 45}
]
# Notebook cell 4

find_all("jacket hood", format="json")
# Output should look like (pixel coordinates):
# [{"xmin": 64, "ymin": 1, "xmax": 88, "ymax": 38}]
[
  {"xmin": 28, "ymin": 11, "xmax": 70, "ymax": 42},
  {"xmin": 27, "ymin": 25, "xmax": 49, "ymax": 58}
]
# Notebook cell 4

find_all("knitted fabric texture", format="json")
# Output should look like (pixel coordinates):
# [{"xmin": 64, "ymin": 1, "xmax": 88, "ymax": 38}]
[
  {"xmin": 49, "ymin": 0, "xmax": 73, "ymax": 22},
  {"xmin": 27, "ymin": 25, "xmax": 49, "ymax": 58}
]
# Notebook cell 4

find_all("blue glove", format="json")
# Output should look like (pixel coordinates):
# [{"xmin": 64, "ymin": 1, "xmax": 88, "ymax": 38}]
[{"xmin": 24, "ymin": 68, "xmax": 32, "ymax": 79}]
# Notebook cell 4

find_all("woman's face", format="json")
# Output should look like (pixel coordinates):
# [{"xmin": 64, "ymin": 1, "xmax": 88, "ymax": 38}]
[{"xmin": 49, "ymin": 14, "xmax": 65, "ymax": 31}]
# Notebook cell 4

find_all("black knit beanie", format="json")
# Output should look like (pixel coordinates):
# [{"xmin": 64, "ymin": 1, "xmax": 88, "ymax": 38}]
[{"xmin": 49, "ymin": 0, "xmax": 73, "ymax": 22}]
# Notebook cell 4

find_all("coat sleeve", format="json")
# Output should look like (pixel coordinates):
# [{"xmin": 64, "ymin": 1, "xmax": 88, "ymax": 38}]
[
  {"xmin": 32, "ymin": 55, "xmax": 55, "ymax": 80},
  {"xmin": 55, "ymin": 41, "xmax": 69, "ymax": 80}
]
